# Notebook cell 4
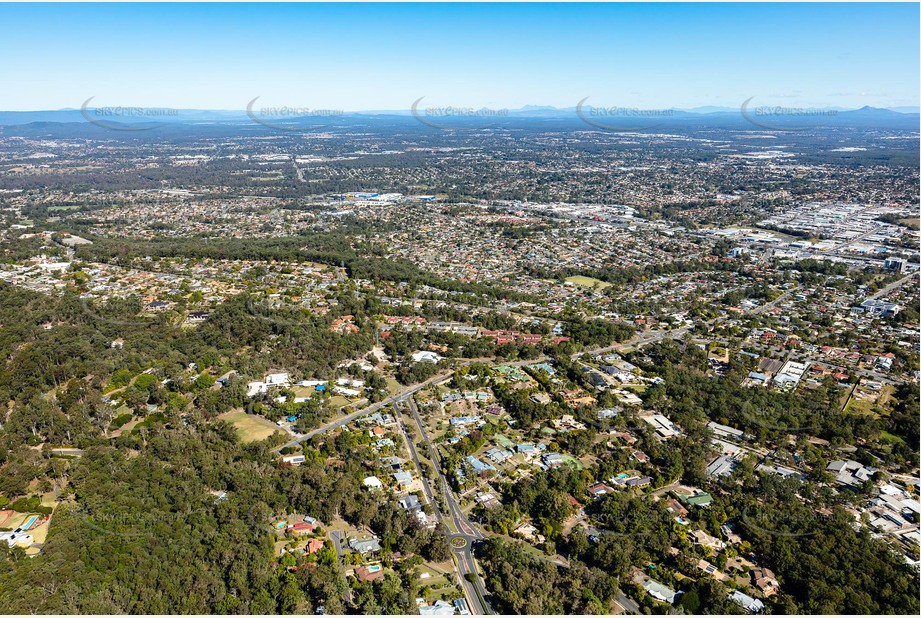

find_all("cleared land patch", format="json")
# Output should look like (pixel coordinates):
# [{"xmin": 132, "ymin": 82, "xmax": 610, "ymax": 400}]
[
  {"xmin": 565, "ymin": 275, "xmax": 612, "ymax": 290},
  {"xmin": 220, "ymin": 410, "xmax": 283, "ymax": 443}
]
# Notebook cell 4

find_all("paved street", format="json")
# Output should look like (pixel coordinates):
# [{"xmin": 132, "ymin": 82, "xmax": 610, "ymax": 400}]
[{"xmin": 400, "ymin": 395, "xmax": 492, "ymax": 615}]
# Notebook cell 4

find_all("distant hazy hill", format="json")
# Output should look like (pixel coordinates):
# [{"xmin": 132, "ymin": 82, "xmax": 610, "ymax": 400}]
[{"xmin": 0, "ymin": 104, "xmax": 917, "ymax": 131}]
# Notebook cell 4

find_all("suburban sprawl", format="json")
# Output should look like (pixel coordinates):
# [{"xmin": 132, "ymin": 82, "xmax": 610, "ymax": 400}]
[{"xmin": 0, "ymin": 108, "xmax": 918, "ymax": 615}]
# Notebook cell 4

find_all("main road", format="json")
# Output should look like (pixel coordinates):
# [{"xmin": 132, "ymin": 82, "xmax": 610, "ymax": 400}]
[
  {"xmin": 277, "ymin": 370, "xmax": 456, "ymax": 450},
  {"xmin": 393, "ymin": 395, "xmax": 491, "ymax": 615},
  {"xmin": 865, "ymin": 272, "xmax": 916, "ymax": 302},
  {"xmin": 278, "ymin": 357, "xmax": 542, "ymax": 451},
  {"xmin": 272, "ymin": 343, "xmax": 662, "ymax": 612},
  {"xmin": 747, "ymin": 284, "xmax": 802, "ymax": 316},
  {"xmin": 397, "ymin": 395, "xmax": 492, "ymax": 614}
]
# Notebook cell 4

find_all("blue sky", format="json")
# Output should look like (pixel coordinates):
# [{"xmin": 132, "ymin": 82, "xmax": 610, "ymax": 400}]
[{"xmin": 1, "ymin": 2, "xmax": 918, "ymax": 111}]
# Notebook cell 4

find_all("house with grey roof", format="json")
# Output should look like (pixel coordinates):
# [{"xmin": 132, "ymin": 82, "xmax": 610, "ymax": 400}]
[
  {"xmin": 398, "ymin": 494, "xmax": 421, "ymax": 511},
  {"xmin": 827, "ymin": 459, "xmax": 876, "ymax": 487},
  {"xmin": 485, "ymin": 447, "xmax": 513, "ymax": 464},
  {"xmin": 465, "ymin": 455, "xmax": 494, "ymax": 474},
  {"xmin": 729, "ymin": 591, "xmax": 764, "ymax": 613},
  {"xmin": 393, "ymin": 471, "xmax": 414, "ymax": 487},
  {"xmin": 643, "ymin": 579, "xmax": 678, "ymax": 604},
  {"xmin": 348, "ymin": 537, "xmax": 381, "ymax": 554}
]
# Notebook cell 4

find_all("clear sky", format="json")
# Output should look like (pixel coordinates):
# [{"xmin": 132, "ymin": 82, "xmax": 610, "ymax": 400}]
[{"xmin": 2, "ymin": 2, "xmax": 918, "ymax": 111}]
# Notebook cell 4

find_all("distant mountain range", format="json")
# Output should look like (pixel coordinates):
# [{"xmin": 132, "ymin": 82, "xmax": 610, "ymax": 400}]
[{"xmin": 0, "ymin": 104, "xmax": 917, "ymax": 130}]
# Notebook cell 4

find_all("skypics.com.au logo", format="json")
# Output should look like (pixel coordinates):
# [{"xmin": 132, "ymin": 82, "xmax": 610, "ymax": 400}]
[
  {"xmin": 741, "ymin": 97, "xmax": 838, "ymax": 131},
  {"xmin": 576, "ymin": 97, "xmax": 673, "ymax": 131},
  {"xmin": 81, "ymin": 97, "xmax": 178, "ymax": 131},
  {"xmin": 578, "ymin": 505, "xmax": 677, "ymax": 540},
  {"xmin": 738, "ymin": 400, "xmax": 819, "ymax": 435},
  {"xmin": 246, "ymin": 97, "xmax": 344, "ymax": 131},
  {"xmin": 741, "ymin": 505, "xmax": 835, "ymax": 538},
  {"xmin": 410, "ymin": 97, "xmax": 508, "ymax": 130}
]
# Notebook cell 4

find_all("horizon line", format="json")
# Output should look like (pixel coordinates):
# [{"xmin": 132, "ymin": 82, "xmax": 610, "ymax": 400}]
[{"xmin": 2, "ymin": 103, "xmax": 919, "ymax": 115}]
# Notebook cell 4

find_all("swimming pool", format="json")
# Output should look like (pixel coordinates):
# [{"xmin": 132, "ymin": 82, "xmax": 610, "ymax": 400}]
[{"xmin": 21, "ymin": 515, "xmax": 39, "ymax": 530}]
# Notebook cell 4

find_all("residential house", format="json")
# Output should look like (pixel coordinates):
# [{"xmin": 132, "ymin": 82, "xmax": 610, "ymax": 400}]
[
  {"xmin": 514, "ymin": 523, "xmax": 546, "ymax": 544},
  {"xmin": 729, "ymin": 591, "xmax": 765, "ymax": 613},
  {"xmin": 398, "ymin": 495, "xmax": 421, "ymax": 511},
  {"xmin": 643, "ymin": 580, "xmax": 678, "ymax": 604},
  {"xmin": 485, "ymin": 447, "xmax": 513, "ymax": 464},
  {"xmin": 690, "ymin": 529, "xmax": 726, "ymax": 551},
  {"xmin": 355, "ymin": 564, "xmax": 385, "ymax": 582},
  {"xmin": 752, "ymin": 567, "xmax": 780, "ymax": 597},
  {"xmin": 348, "ymin": 536, "xmax": 381, "ymax": 554},
  {"xmin": 465, "ymin": 456, "xmax": 494, "ymax": 474},
  {"xmin": 827, "ymin": 460, "xmax": 876, "ymax": 487},
  {"xmin": 697, "ymin": 559, "xmax": 729, "ymax": 581},
  {"xmin": 625, "ymin": 476, "xmax": 651, "ymax": 488},
  {"xmin": 417, "ymin": 599, "xmax": 455, "ymax": 615},
  {"xmin": 393, "ymin": 471, "xmax": 413, "ymax": 488},
  {"xmin": 289, "ymin": 522, "xmax": 315, "ymax": 536},
  {"xmin": 588, "ymin": 482, "xmax": 615, "ymax": 499},
  {"xmin": 412, "ymin": 350, "xmax": 442, "ymax": 363},
  {"xmin": 305, "ymin": 538, "xmax": 326, "ymax": 555},
  {"xmin": 642, "ymin": 414, "xmax": 682, "ymax": 438}
]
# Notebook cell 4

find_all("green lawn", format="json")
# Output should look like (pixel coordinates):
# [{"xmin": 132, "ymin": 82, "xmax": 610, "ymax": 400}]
[
  {"xmin": 327, "ymin": 395, "xmax": 350, "ymax": 409},
  {"xmin": 384, "ymin": 378, "xmax": 401, "ymax": 393},
  {"xmin": 844, "ymin": 396, "xmax": 877, "ymax": 416},
  {"xmin": 565, "ymin": 275, "xmax": 612, "ymax": 291},
  {"xmin": 561, "ymin": 454, "xmax": 583, "ymax": 469},
  {"xmin": 292, "ymin": 386, "xmax": 317, "ymax": 398},
  {"xmin": 219, "ymin": 411, "xmax": 283, "ymax": 443},
  {"xmin": 880, "ymin": 430, "xmax": 906, "ymax": 445}
]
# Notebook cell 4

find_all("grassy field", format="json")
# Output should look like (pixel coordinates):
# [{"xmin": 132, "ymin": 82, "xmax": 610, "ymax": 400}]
[
  {"xmin": 219, "ymin": 411, "xmax": 283, "ymax": 443},
  {"xmin": 880, "ymin": 430, "xmax": 906, "ymax": 445},
  {"xmin": 565, "ymin": 275, "xmax": 612, "ymax": 290},
  {"xmin": 292, "ymin": 386, "xmax": 316, "ymax": 398},
  {"xmin": 844, "ymin": 396, "xmax": 877, "ymax": 416},
  {"xmin": 877, "ymin": 383, "xmax": 896, "ymax": 406},
  {"xmin": 386, "ymin": 378, "xmax": 402, "ymax": 395},
  {"xmin": 838, "ymin": 384, "xmax": 856, "ymax": 411},
  {"xmin": 326, "ymin": 395, "xmax": 351, "ymax": 409},
  {"xmin": 561, "ymin": 454, "xmax": 583, "ymax": 469},
  {"xmin": 898, "ymin": 217, "xmax": 920, "ymax": 230}
]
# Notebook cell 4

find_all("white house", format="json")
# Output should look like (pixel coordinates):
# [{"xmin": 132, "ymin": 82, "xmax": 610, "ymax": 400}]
[
  {"xmin": 265, "ymin": 372, "xmax": 290, "ymax": 386},
  {"xmin": 247, "ymin": 382, "xmax": 268, "ymax": 397},
  {"xmin": 0, "ymin": 531, "xmax": 33, "ymax": 548},
  {"xmin": 643, "ymin": 580, "xmax": 677, "ymax": 604},
  {"xmin": 412, "ymin": 351, "xmax": 442, "ymax": 363}
]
